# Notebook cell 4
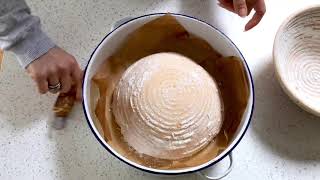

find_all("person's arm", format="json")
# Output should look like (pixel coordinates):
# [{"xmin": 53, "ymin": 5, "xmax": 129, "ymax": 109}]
[
  {"xmin": 0, "ymin": 0, "xmax": 55, "ymax": 68},
  {"xmin": 0, "ymin": 0, "xmax": 83, "ymax": 100}
]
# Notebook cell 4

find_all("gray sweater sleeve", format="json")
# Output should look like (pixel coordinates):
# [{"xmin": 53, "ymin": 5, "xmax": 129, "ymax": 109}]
[{"xmin": 0, "ymin": 0, "xmax": 55, "ymax": 68}]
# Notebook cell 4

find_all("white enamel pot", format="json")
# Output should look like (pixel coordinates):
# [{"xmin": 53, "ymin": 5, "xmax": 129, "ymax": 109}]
[{"xmin": 83, "ymin": 13, "xmax": 254, "ymax": 179}]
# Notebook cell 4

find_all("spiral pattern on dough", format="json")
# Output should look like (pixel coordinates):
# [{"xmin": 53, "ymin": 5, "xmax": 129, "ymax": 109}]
[
  {"xmin": 275, "ymin": 8, "xmax": 320, "ymax": 112},
  {"xmin": 112, "ymin": 53, "xmax": 223, "ymax": 160}
]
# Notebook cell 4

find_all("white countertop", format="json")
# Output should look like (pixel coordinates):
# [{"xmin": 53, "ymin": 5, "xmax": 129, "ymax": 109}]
[{"xmin": 1, "ymin": 0, "xmax": 320, "ymax": 179}]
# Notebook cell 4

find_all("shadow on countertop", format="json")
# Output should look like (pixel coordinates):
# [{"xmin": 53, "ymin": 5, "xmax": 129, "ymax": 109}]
[{"xmin": 252, "ymin": 56, "xmax": 320, "ymax": 162}]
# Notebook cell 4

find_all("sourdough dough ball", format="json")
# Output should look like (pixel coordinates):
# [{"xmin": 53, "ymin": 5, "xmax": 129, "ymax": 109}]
[{"xmin": 112, "ymin": 52, "xmax": 223, "ymax": 160}]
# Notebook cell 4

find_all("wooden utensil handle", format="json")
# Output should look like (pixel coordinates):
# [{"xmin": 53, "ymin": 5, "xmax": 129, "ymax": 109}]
[
  {"xmin": 53, "ymin": 87, "xmax": 76, "ymax": 117},
  {"xmin": 0, "ymin": 50, "xmax": 3, "ymax": 70}
]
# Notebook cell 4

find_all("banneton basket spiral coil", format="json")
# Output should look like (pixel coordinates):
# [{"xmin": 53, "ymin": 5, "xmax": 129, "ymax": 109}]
[
  {"xmin": 274, "ymin": 6, "xmax": 320, "ymax": 116},
  {"xmin": 112, "ymin": 53, "xmax": 223, "ymax": 160}
]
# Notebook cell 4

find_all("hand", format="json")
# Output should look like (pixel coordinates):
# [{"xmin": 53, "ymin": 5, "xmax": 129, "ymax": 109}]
[
  {"xmin": 218, "ymin": 0, "xmax": 266, "ymax": 31},
  {"xmin": 26, "ymin": 47, "xmax": 83, "ymax": 101}
]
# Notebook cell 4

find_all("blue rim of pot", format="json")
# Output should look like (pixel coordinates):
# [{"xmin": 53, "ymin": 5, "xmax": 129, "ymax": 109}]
[{"xmin": 82, "ymin": 13, "xmax": 255, "ymax": 176}]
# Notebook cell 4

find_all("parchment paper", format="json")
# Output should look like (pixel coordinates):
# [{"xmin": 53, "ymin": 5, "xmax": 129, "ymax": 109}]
[{"xmin": 91, "ymin": 14, "xmax": 249, "ymax": 170}]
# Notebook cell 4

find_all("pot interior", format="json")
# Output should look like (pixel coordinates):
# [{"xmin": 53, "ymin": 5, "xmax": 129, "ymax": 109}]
[{"xmin": 83, "ymin": 13, "xmax": 254, "ymax": 174}]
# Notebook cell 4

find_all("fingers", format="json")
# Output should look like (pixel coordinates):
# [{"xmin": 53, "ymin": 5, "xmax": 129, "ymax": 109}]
[
  {"xmin": 233, "ymin": 0, "xmax": 247, "ymax": 17},
  {"xmin": 36, "ymin": 77, "xmax": 49, "ymax": 94},
  {"xmin": 30, "ymin": 70, "xmax": 49, "ymax": 94},
  {"xmin": 72, "ymin": 68, "xmax": 84, "ymax": 102},
  {"xmin": 60, "ymin": 73, "xmax": 72, "ymax": 93},
  {"xmin": 218, "ymin": 1, "xmax": 235, "ymax": 13},
  {"xmin": 48, "ymin": 71, "xmax": 60, "ymax": 94},
  {"xmin": 219, "ymin": 0, "xmax": 248, "ymax": 17},
  {"xmin": 218, "ymin": 0, "xmax": 265, "ymax": 30},
  {"xmin": 245, "ymin": 0, "xmax": 266, "ymax": 31},
  {"xmin": 244, "ymin": 12, "xmax": 263, "ymax": 31},
  {"xmin": 217, "ymin": 0, "xmax": 228, "ymax": 3},
  {"xmin": 217, "ymin": 0, "xmax": 230, "ymax": 5}
]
